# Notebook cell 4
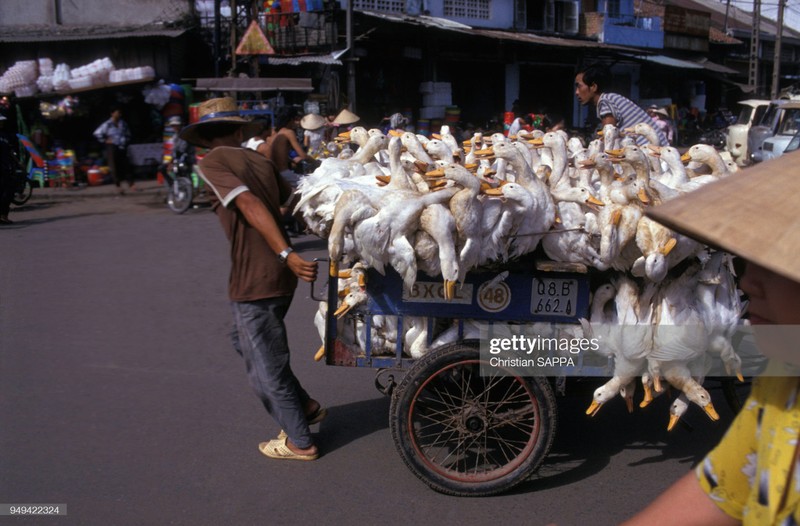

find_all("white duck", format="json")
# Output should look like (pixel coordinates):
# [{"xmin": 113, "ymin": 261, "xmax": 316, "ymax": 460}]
[
  {"xmin": 491, "ymin": 182, "xmax": 555, "ymax": 260},
  {"xmin": 650, "ymin": 266, "xmax": 719, "ymax": 423},
  {"xmin": 435, "ymin": 164, "xmax": 485, "ymax": 283},
  {"xmin": 682, "ymin": 144, "xmax": 732, "ymax": 179},
  {"xmin": 436, "ymin": 125, "xmax": 462, "ymax": 161},
  {"xmin": 328, "ymin": 189, "xmax": 378, "ymax": 273},
  {"xmin": 360, "ymin": 186, "xmax": 459, "ymax": 292},
  {"xmin": 415, "ymin": 202, "xmax": 459, "ymax": 300},
  {"xmin": 400, "ymin": 131, "xmax": 435, "ymax": 169},
  {"xmin": 695, "ymin": 251, "xmax": 746, "ymax": 381},
  {"xmin": 586, "ymin": 276, "xmax": 653, "ymax": 416},
  {"xmin": 543, "ymin": 183, "xmax": 605, "ymax": 268}
]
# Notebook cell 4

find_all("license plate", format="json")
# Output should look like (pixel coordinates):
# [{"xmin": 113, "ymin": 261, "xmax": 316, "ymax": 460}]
[
  {"xmin": 530, "ymin": 277, "xmax": 578, "ymax": 316},
  {"xmin": 402, "ymin": 281, "xmax": 473, "ymax": 304}
]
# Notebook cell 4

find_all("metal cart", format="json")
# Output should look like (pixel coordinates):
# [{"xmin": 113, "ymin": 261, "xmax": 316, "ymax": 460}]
[{"xmin": 314, "ymin": 260, "xmax": 618, "ymax": 496}]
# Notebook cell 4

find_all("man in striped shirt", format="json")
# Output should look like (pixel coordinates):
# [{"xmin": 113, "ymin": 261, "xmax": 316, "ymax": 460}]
[{"xmin": 575, "ymin": 65, "xmax": 668, "ymax": 147}]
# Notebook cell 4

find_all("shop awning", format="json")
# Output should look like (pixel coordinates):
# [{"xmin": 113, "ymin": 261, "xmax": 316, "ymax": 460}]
[
  {"xmin": 0, "ymin": 25, "xmax": 188, "ymax": 43},
  {"xmin": 623, "ymin": 53, "xmax": 705, "ymax": 69},
  {"xmin": 620, "ymin": 53, "xmax": 738, "ymax": 74},
  {"xmin": 693, "ymin": 57, "xmax": 740, "ymax": 75},
  {"xmin": 192, "ymin": 77, "xmax": 314, "ymax": 92},
  {"xmin": 262, "ymin": 53, "xmax": 343, "ymax": 66},
  {"xmin": 359, "ymin": 11, "xmax": 640, "ymax": 52}
]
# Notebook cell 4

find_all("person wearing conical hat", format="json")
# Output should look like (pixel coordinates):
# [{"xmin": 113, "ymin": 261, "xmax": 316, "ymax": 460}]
[
  {"xmin": 180, "ymin": 97, "xmax": 324, "ymax": 461},
  {"xmin": 622, "ymin": 151, "xmax": 800, "ymax": 525},
  {"xmin": 300, "ymin": 113, "xmax": 326, "ymax": 158},
  {"xmin": 646, "ymin": 105, "xmax": 674, "ymax": 145},
  {"xmin": 333, "ymin": 108, "xmax": 359, "ymax": 126}
]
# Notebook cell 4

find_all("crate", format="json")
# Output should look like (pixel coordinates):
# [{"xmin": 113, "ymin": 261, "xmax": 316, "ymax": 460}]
[{"xmin": 423, "ymin": 92, "xmax": 452, "ymax": 107}]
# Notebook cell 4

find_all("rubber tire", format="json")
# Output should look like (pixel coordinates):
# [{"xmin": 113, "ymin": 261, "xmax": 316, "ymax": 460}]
[
  {"xmin": 12, "ymin": 179, "xmax": 33, "ymax": 206},
  {"xmin": 167, "ymin": 177, "xmax": 193, "ymax": 214},
  {"xmin": 389, "ymin": 340, "xmax": 557, "ymax": 496}
]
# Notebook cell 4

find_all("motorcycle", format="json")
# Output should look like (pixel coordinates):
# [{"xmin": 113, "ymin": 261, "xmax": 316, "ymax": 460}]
[{"xmin": 162, "ymin": 153, "xmax": 199, "ymax": 214}]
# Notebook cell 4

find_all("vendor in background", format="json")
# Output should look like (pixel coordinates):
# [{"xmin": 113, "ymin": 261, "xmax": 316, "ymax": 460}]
[
  {"xmin": 93, "ymin": 106, "xmax": 135, "ymax": 194},
  {"xmin": 264, "ymin": 107, "xmax": 313, "ymax": 235},
  {"xmin": 575, "ymin": 64, "xmax": 668, "ymax": 147},
  {"xmin": 243, "ymin": 118, "xmax": 273, "ymax": 158},
  {"xmin": 647, "ymin": 105, "xmax": 674, "ymax": 145},
  {"xmin": 300, "ymin": 113, "xmax": 326, "ymax": 158},
  {"xmin": 264, "ymin": 107, "xmax": 312, "ymax": 186},
  {"xmin": 332, "ymin": 108, "xmax": 360, "ymax": 133}
]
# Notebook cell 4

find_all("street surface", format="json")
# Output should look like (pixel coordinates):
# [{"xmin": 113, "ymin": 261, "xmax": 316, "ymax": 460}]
[{"xmin": 1, "ymin": 188, "xmax": 742, "ymax": 525}]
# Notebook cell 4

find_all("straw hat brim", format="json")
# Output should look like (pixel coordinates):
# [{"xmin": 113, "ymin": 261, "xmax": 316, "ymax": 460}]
[
  {"xmin": 333, "ymin": 109, "xmax": 360, "ymax": 125},
  {"xmin": 301, "ymin": 114, "xmax": 326, "ymax": 130},
  {"xmin": 179, "ymin": 117, "xmax": 260, "ymax": 148},
  {"xmin": 646, "ymin": 150, "xmax": 800, "ymax": 282}
]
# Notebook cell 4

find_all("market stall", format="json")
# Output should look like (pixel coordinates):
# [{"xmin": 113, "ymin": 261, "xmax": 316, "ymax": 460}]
[{"xmin": 0, "ymin": 57, "xmax": 187, "ymax": 187}]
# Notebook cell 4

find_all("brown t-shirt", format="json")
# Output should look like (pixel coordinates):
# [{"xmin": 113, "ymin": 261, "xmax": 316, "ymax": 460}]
[{"xmin": 198, "ymin": 146, "xmax": 297, "ymax": 301}]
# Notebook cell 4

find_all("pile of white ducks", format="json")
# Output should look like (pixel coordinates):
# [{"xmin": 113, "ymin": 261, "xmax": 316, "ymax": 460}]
[{"xmin": 298, "ymin": 124, "xmax": 747, "ymax": 429}]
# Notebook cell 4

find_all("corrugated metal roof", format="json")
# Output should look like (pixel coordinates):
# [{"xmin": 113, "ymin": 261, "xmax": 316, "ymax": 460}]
[
  {"xmin": 0, "ymin": 25, "xmax": 188, "ymax": 43},
  {"xmin": 359, "ymin": 10, "xmax": 640, "ymax": 52},
  {"xmin": 265, "ymin": 54, "xmax": 343, "ymax": 66},
  {"xmin": 625, "ymin": 54, "xmax": 705, "ymax": 69},
  {"xmin": 622, "ymin": 53, "xmax": 738, "ymax": 74}
]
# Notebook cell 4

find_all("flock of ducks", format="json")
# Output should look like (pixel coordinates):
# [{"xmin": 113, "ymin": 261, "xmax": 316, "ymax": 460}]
[{"xmin": 295, "ymin": 123, "xmax": 748, "ymax": 430}]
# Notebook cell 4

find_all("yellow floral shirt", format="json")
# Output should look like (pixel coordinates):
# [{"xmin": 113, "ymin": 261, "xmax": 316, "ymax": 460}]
[{"xmin": 697, "ymin": 369, "xmax": 800, "ymax": 524}]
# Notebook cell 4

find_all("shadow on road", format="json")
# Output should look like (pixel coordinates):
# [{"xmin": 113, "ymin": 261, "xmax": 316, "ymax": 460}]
[
  {"xmin": 316, "ymin": 395, "xmax": 391, "ymax": 455},
  {"xmin": 508, "ymin": 379, "xmax": 736, "ymax": 495},
  {"xmin": 2, "ymin": 211, "xmax": 116, "ymax": 227}
]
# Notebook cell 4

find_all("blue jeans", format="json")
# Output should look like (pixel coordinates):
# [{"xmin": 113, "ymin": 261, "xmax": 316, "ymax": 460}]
[{"xmin": 230, "ymin": 296, "xmax": 313, "ymax": 449}]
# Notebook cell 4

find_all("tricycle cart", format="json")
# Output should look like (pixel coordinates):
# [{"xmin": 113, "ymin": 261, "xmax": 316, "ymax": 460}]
[{"xmin": 314, "ymin": 259, "xmax": 614, "ymax": 496}]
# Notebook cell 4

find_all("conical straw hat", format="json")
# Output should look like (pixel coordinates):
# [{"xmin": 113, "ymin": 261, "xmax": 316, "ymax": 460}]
[
  {"xmin": 300, "ymin": 113, "xmax": 326, "ymax": 130},
  {"xmin": 333, "ymin": 108, "xmax": 360, "ymax": 125},
  {"xmin": 646, "ymin": 150, "xmax": 800, "ymax": 282},
  {"xmin": 179, "ymin": 97, "xmax": 259, "ymax": 147}
]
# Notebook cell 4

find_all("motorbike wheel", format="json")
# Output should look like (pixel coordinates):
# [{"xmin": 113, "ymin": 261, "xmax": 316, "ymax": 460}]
[
  {"xmin": 12, "ymin": 179, "xmax": 33, "ymax": 206},
  {"xmin": 167, "ymin": 177, "xmax": 193, "ymax": 214}
]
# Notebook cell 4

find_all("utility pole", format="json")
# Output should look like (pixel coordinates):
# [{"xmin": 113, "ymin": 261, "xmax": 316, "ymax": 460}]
[
  {"xmin": 771, "ymin": 0, "xmax": 786, "ymax": 99},
  {"xmin": 214, "ymin": 0, "xmax": 222, "ymax": 77},
  {"xmin": 748, "ymin": 0, "xmax": 760, "ymax": 95},
  {"xmin": 723, "ymin": 0, "xmax": 731, "ymax": 34},
  {"xmin": 346, "ymin": 0, "xmax": 356, "ymax": 112}
]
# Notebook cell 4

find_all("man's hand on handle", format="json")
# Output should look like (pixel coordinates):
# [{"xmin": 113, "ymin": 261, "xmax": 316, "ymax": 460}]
[{"xmin": 287, "ymin": 252, "xmax": 317, "ymax": 283}]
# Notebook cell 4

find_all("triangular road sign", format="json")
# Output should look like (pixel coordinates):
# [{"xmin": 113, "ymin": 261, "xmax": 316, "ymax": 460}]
[{"xmin": 236, "ymin": 20, "xmax": 275, "ymax": 55}]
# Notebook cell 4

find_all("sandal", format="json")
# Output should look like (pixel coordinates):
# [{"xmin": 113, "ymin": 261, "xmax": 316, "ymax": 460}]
[{"xmin": 258, "ymin": 437, "xmax": 318, "ymax": 461}]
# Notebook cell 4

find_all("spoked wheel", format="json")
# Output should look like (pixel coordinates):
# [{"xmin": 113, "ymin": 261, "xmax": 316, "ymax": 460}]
[
  {"xmin": 12, "ymin": 179, "xmax": 33, "ymax": 206},
  {"xmin": 390, "ymin": 341, "xmax": 557, "ymax": 496},
  {"xmin": 167, "ymin": 177, "xmax": 193, "ymax": 214}
]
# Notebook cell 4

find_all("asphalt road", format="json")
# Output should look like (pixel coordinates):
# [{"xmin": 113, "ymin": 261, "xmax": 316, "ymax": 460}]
[{"xmin": 1, "ymin": 190, "xmax": 742, "ymax": 526}]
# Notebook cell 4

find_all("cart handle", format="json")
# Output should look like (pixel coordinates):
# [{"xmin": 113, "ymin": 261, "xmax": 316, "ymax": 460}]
[{"xmin": 309, "ymin": 257, "xmax": 329, "ymax": 302}]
